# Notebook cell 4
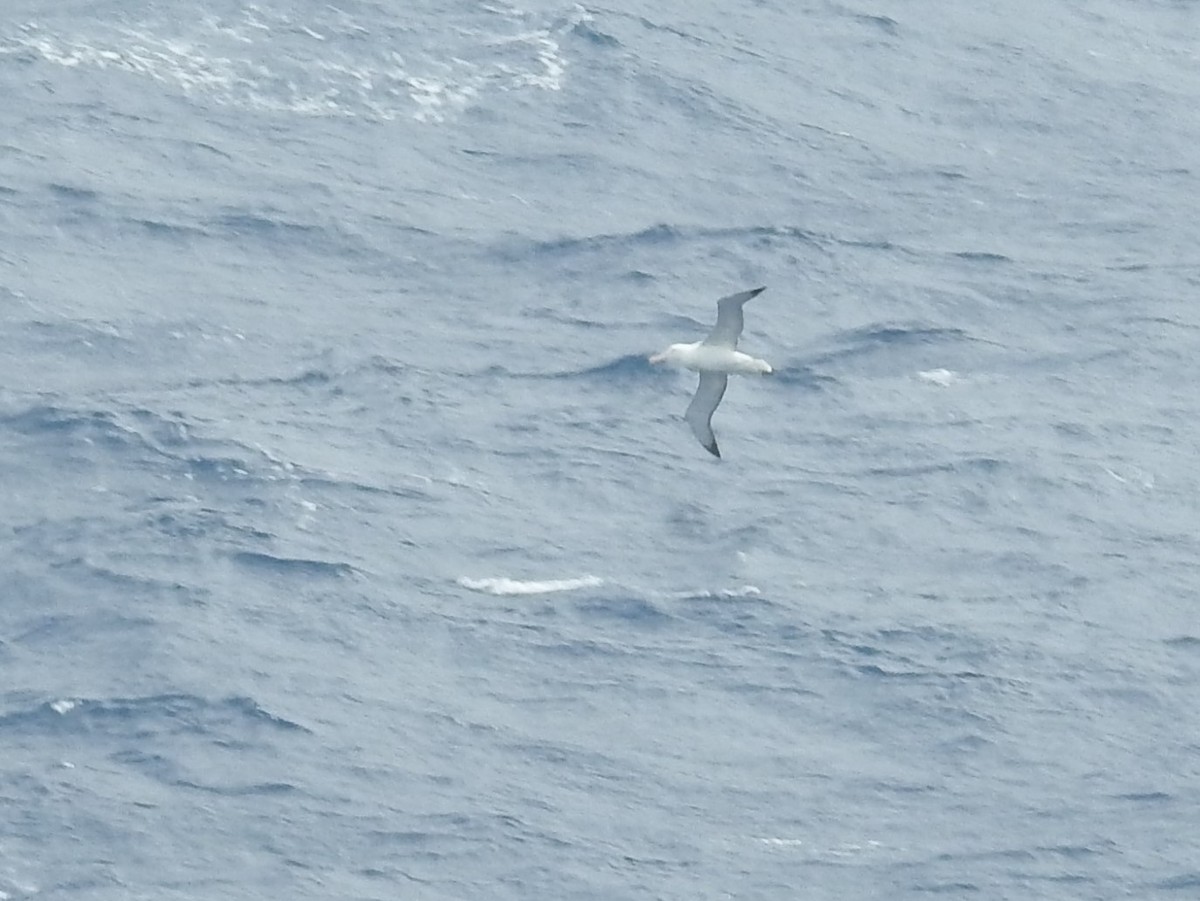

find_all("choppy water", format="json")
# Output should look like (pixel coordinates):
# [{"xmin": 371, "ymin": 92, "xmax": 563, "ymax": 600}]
[{"xmin": 3, "ymin": 1, "xmax": 1199, "ymax": 898}]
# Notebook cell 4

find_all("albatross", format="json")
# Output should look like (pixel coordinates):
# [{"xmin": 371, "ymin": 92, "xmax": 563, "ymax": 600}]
[{"xmin": 649, "ymin": 287, "xmax": 772, "ymax": 457}]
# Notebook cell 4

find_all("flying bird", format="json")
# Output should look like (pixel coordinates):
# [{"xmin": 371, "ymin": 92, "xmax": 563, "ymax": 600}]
[{"xmin": 649, "ymin": 287, "xmax": 772, "ymax": 457}]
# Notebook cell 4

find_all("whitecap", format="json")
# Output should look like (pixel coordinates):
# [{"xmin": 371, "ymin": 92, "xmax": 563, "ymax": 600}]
[
  {"xmin": 458, "ymin": 575, "xmax": 603, "ymax": 595},
  {"xmin": 1, "ymin": 2, "xmax": 576, "ymax": 123},
  {"xmin": 918, "ymin": 368, "xmax": 957, "ymax": 386}
]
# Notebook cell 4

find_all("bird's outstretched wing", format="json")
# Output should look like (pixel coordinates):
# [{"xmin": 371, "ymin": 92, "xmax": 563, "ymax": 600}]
[
  {"xmin": 702, "ymin": 286, "xmax": 766, "ymax": 349},
  {"xmin": 684, "ymin": 371, "xmax": 729, "ymax": 458}
]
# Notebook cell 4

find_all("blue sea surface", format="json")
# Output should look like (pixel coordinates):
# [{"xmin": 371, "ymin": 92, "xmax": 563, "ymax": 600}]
[{"xmin": 2, "ymin": 1, "xmax": 1199, "ymax": 898}]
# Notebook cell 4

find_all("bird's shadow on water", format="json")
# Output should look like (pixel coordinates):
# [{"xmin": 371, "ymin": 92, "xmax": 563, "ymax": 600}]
[
  {"xmin": 765, "ymin": 363, "xmax": 836, "ymax": 391},
  {"xmin": 572, "ymin": 354, "xmax": 668, "ymax": 382},
  {"xmin": 471, "ymin": 354, "xmax": 660, "ymax": 381}
]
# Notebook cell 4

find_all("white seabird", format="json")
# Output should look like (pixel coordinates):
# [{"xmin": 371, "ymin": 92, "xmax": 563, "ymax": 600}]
[{"xmin": 649, "ymin": 287, "xmax": 772, "ymax": 457}]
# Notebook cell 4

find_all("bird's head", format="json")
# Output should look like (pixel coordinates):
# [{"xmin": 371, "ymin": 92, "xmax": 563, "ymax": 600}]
[{"xmin": 649, "ymin": 344, "xmax": 686, "ymax": 366}]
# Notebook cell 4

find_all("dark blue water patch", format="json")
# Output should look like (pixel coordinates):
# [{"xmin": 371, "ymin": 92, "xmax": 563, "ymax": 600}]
[
  {"xmin": 834, "ymin": 637, "xmax": 994, "ymax": 684},
  {"xmin": 672, "ymin": 593, "xmax": 776, "ymax": 638},
  {"xmin": 40, "ymin": 874, "xmax": 124, "ymax": 896},
  {"xmin": 497, "ymin": 223, "xmax": 821, "ymax": 261},
  {"xmin": 220, "ymin": 695, "xmax": 310, "ymax": 732},
  {"xmin": 183, "ymin": 454, "xmax": 264, "ymax": 482},
  {"xmin": 3, "ymin": 403, "xmax": 198, "ymax": 460},
  {"xmin": 1113, "ymin": 791, "xmax": 1172, "ymax": 803},
  {"xmin": 823, "ymin": 323, "xmax": 970, "ymax": 352},
  {"xmin": 47, "ymin": 182, "xmax": 99, "ymax": 202},
  {"xmin": 951, "ymin": 251, "xmax": 1011, "ymax": 264},
  {"xmin": 572, "ymin": 594, "xmax": 672, "ymax": 625},
  {"xmin": 131, "ymin": 217, "xmax": 211, "ymax": 241},
  {"xmin": 249, "ymin": 366, "xmax": 337, "ymax": 389},
  {"xmin": 15, "ymin": 318, "xmax": 135, "ymax": 358},
  {"xmin": 804, "ymin": 322, "xmax": 975, "ymax": 370},
  {"xmin": 724, "ymin": 678, "xmax": 822, "ymax": 700},
  {"xmin": 1014, "ymin": 870, "xmax": 1095, "ymax": 888},
  {"xmin": 146, "ymin": 504, "xmax": 272, "ymax": 544},
  {"xmin": 570, "ymin": 20, "xmax": 621, "ymax": 48},
  {"xmin": 0, "ymin": 694, "xmax": 309, "ymax": 739},
  {"xmin": 216, "ymin": 211, "xmax": 326, "ymax": 238},
  {"xmin": 8, "ymin": 612, "xmax": 151, "ymax": 647},
  {"xmin": 175, "ymin": 778, "xmax": 300, "ymax": 796},
  {"xmin": 204, "ymin": 354, "xmax": 409, "ymax": 394},
  {"xmin": 2, "ymin": 403, "xmax": 110, "ymax": 436},
  {"xmin": 621, "ymin": 269, "xmax": 657, "ymax": 282},
  {"xmin": 504, "ymin": 739, "xmax": 626, "ymax": 789},
  {"xmin": 864, "ymin": 456, "xmax": 1005, "ymax": 478},
  {"xmin": 230, "ymin": 550, "xmax": 359, "ymax": 580},
  {"xmin": 524, "ymin": 634, "xmax": 640, "ymax": 661},
  {"xmin": 522, "ymin": 307, "xmax": 615, "ymax": 330},
  {"xmin": 630, "ymin": 14, "xmax": 711, "ymax": 47},
  {"xmin": 938, "ymin": 732, "xmax": 993, "ymax": 753},
  {"xmin": 654, "ymin": 311, "xmax": 712, "ymax": 335},
  {"xmin": 910, "ymin": 881, "xmax": 981, "ymax": 894},
  {"xmin": 852, "ymin": 663, "xmax": 951, "ymax": 680},
  {"xmin": 206, "ymin": 209, "xmax": 376, "ymax": 258},
  {"xmin": 297, "ymin": 474, "xmax": 433, "ymax": 505},
  {"xmin": 354, "ymin": 355, "xmax": 408, "ymax": 378},
  {"xmin": 110, "ymin": 747, "xmax": 301, "ymax": 795},
  {"xmin": 1152, "ymin": 872, "xmax": 1200, "ymax": 890},
  {"xmin": 853, "ymin": 14, "xmax": 899, "ymax": 36},
  {"xmin": 529, "ymin": 222, "xmax": 685, "ymax": 257},
  {"xmin": 366, "ymin": 829, "xmax": 443, "ymax": 849},
  {"xmin": 42, "ymin": 556, "xmax": 194, "ymax": 600},
  {"xmin": 190, "ymin": 140, "xmax": 233, "ymax": 161},
  {"xmin": 1163, "ymin": 635, "xmax": 1200, "ymax": 650},
  {"xmin": 1034, "ymin": 842, "xmax": 1112, "ymax": 859},
  {"xmin": 830, "ymin": 236, "xmax": 916, "ymax": 255},
  {"xmin": 108, "ymin": 747, "xmax": 181, "ymax": 781},
  {"xmin": 102, "ymin": 406, "xmax": 195, "ymax": 450}
]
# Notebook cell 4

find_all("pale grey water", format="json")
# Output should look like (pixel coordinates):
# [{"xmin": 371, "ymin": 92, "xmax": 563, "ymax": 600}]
[{"xmin": 1, "ymin": 1, "xmax": 1199, "ymax": 898}]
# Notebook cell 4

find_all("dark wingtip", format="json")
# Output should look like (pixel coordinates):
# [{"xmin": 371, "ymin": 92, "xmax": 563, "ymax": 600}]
[
  {"xmin": 749, "ymin": 286, "xmax": 766, "ymax": 297},
  {"xmin": 706, "ymin": 441, "xmax": 721, "ymax": 458}
]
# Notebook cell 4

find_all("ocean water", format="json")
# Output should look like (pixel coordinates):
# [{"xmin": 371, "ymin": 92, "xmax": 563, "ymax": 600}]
[{"xmin": 2, "ymin": 0, "xmax": 1199, "ymax": 897}]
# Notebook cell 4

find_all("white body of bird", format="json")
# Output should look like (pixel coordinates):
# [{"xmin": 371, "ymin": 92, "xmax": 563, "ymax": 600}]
[{"xmin": 648, "ymin": 342, "xmax": 772, "ymax": 375}]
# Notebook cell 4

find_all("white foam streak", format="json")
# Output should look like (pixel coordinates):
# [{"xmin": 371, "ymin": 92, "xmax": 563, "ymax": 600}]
[{"xmin": 458, "ymin": 575, "xmax": 603, "ymax": 596}]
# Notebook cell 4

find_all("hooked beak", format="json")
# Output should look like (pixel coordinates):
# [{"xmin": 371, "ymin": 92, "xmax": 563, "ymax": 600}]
[{"xmin": 648, "ymin": 351, "xmax": 667, "ymax": 365}]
